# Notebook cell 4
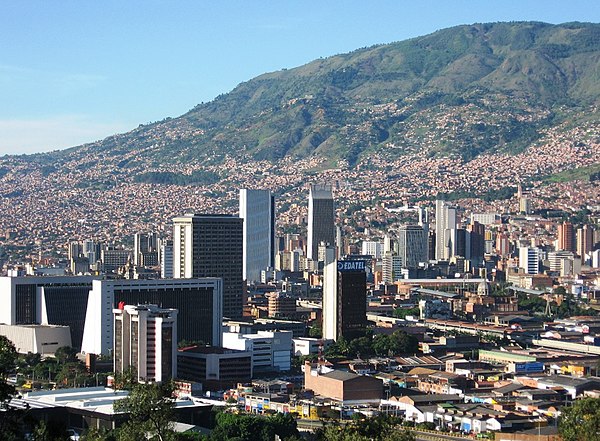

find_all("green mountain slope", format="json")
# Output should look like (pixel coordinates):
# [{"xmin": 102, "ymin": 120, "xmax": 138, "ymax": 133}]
[{"xmin": 31, "ymin": 21, "xmax": 600, "ymax": 168}]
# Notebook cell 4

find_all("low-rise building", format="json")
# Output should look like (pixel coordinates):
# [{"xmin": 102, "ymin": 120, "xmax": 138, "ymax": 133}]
[
  {"xmin": 222, "ymin": 331, "xmax": 292, "ymax": 373},
  {"xmin": 177, "ymin": 346, "xmax": 252, "ymax": 390},
  {"xmin": 303, "ymin": 361, "xmax": 382, "ymax": 405}
]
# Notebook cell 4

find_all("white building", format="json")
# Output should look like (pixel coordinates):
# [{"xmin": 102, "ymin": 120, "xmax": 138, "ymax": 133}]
[
  {"xmin": 82, "ymin": 278, "xmax": 223, "ymax": 356},
  {"xmin": 293, "ymin": 337, "xmax": 332, "ymax": 356},
  {"xmin": 0, "ymin": 324, "xmax": 71, "ymax": 355},
  {"xmin": 160, "ymin": 240, "xmax": 173, "ymax": 278},
  {"xmin": 435, "ymin": 200, "xmax": 457, "ymax": 260},
  {"xmin": 519, "ymin": 247, "xmax": 541, "ymax": 275},
  {"xmin": 222, "ymin": 330, "xmax": 293, "ymax": 373},
  {"xmin": 361, "ymin": 241, "xmax": 383, "ymax": 259},
  {"xmin": 114, "ymin": 304, "xmax": 178, "ymax": 383},
  {"xmin": 470, "ymin": 213, "xmax": 501, "ymax": 226},
  {"xmin": 239, "ymin": 189, "xmax": 275, "ymax": 283}
]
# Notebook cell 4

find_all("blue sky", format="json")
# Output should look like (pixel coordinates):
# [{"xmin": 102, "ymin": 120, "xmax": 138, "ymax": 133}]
[{"xmin": 1, "ymin": 1, "xmax": 599, "ymax": 155}]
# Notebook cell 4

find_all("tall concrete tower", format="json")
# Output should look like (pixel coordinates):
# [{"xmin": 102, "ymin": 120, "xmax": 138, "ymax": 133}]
[
  {"xmin": 307, "ymin": 184, "xmax": 335, "ymax": 261},
  {"xmin": 435, "ymin": 200, "xmax": 457, "ymax": 260}
]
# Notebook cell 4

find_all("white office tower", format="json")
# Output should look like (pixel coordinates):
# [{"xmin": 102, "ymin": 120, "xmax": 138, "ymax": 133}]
[
  {"xmin": 239, "ymin": 189, "xmax": 275, "ymax": 283},
  {"xmin": 382, "ymin": 253, "xmax": 402, "ymax": 284},
  {"xmin": 397, "ymin": 225, "xmax": 428, "ymax": 268},
  {"xmin": 160, "ymin": 240, "xmax": 173, "ymax": 278},
  {"xmin": 519, "ymin": 247, "xmax": 541, "ymax": 275},
  {"xmin": 361, "ymin": 241, "xmax": 383, "ymax": 259},
  {"xmin": 307, "ymin": 184, "xmax": 335, "ymax": 261},
  {"xmin": 322, "ymin": 246, "xmax": 338, "ymax": 341},
  {"xmin": 435, "ymin": 200, "xmax": 457, "ymax": 260},
  {"xmin": 114, "ymin": 304, "xmax": 177, "ymax": 383}
]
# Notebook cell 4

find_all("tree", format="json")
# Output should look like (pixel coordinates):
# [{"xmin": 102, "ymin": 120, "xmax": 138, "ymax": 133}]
[
  {"xmin": 113, "ymin": 381, "xmax": 176, "ymax": 441},
  {"xmin": 559, "ymin": 398, "xmax": 600, "ymax": 441},
  {"xmin": 0, "ymin": 335, "xmax": 17, "ymax": 401},
  {"xmin": 54, "ymin": 346, "xmax": 78, "ymax": 364},
  {"xmin": 0, "ymin": 335, "xmax": 22, "ymax": 440}
]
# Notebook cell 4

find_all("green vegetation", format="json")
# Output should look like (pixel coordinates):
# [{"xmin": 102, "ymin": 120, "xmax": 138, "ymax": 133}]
[
  {"xmin": 326, "ymin": 330, "xmax": 419, "ymax": 358},
  {"xmin": 559, "ymin": 398, "xmax": 600, "ymax": 441},
  {"xmin": 393, "ymin": 306, "xmax": 419, "ymax": 319},
  {"xmin": 540, "ymin": 164, "xmax": 600, "ymax": 184},
  {"xmin": 27, "ymin": 22, "xmax": 600, "ymax": 168},
  {"xmin": 211, "ymin": 412, "xmax": 300, "ymax": 441},
  {"xmin": 315, "ymin": 415, "xmax": 414, "ymax": 441}
]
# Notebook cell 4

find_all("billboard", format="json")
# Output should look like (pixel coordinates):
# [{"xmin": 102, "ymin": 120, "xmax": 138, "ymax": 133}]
[{"xmin": 337, "ymin": 260, "xmax": 366, "ymax": 272}]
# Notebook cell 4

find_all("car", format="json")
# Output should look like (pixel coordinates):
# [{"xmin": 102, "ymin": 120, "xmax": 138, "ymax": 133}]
[{"xmin": 66, "ymin": 429, "xmax": 80, "ymax": 440}]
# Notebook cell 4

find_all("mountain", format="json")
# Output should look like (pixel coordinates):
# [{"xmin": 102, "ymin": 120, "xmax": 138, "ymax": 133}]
[{"xmin": 20, "ymin": 21, "xmax": 600, "ymax": 171}]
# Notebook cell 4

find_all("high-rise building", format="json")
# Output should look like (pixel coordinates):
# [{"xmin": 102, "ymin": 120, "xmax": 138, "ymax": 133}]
[
  {"xmin": 576, "ymin": 224, "xmax": 594, "ymax": 260},
  {"xmin": 239, "ymin": 189, "xmax": 275, "ymax": 283},
  {"xmin": 467, "ymin": 221, "xmax": 485, "ymax": 266},
  {"xmin": 82, "ymin": 278, "xmax": 223, "ymax": 355},
  {"xmin": 83, "ymin": 239, "xmax": 101, "ymax": 264},
  {"xmin": 114, "ymin": 304, "xmax": 177, "ymax": 383},
  {"xmin": 435, "ymin": 200, "xmax": 457, "ymax": 260},
  {"xmin": 519, "ymin": 247, "xmax": 540, "ymax": 275},
  {"xmin": 323, "ymin": 249, "xmax": 367, "ymax": 341},
  {"xmin": 160, "ymin": 240, "xmax": 174, "ymax": 278},
  {"xmin": 307, "ymin": 184, "xmax": 335, "ymax": 261},
  {"xmin": 134, "ymin": 232, "xmax": 159, "ymax": 267},
  {"xmin": 495, "ymin": 231, "xmax": 510, "ymax": 257},
  {"xmin": 382, "ymin": 253, "xmax": 402, "ymax": 284},
  {"xmin": 173, "ymin": 214, "xmax": 243, "ymax": 319},
  {"xmin": 397, "ymin": 225, "xmax": 428, "ymax": 269},
  {"xmin": 558, "ymin": 221, "xmax": 576, "ymax": 252},
  {"xmin": 361, "ymin": 241, "xmax": 383, "ymax": 259}
]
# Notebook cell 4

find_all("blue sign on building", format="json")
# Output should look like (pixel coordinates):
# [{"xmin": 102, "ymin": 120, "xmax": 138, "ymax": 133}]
[{"xmin": 337, "ymin": 260, "xmax": 365, "ymax": 272}]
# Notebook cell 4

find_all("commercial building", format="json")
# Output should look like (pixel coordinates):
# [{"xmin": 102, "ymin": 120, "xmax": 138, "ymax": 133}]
[
  {"xmin": 323, "ymin": 250, "xmax": 368, "ymax": 341},
  {"xmin": 307, "ymin": 184, "xmax": 335, "ymax": 261},
  {"xmin": 222, "ymin": 330, "xmax": 293, "ymax": 374},
  {"xmin": 160, "ymin": 240, "xmax": 174, "ymax": 278},
  {"xmin": 435, "ymin": 200, "xmax": 457, "ymax": 260},
  {"xmin": 82, "ymin": 278, "xmax": 222, "ymax": 355},
  {"xmin": 0, "ymin": 275, "xmax": 96, "ymax": 351},
  {"xmin": 173, "ymin": 213, "xmax": 244, "ymax": 319},
  {"xmin": 239, "ymin": 189, "xmax": 275, "ymax": 283},
  {"xmin": 304, "ymin": 361, "xmax": 383, "ymax": 405},
  {"xmin": 519, "ymin": 247, "xmax": 541, "ymax": 275},
  {"xmin": 397, "ymin": 225, "xmax": 428, "ymax": 269},
  {"xmin": 177, "ymin": 346, "xmax": 252, "ymax": 390},
  {"xmin": 113, "ymin": 304, "xmax": 178, "ymax": 383},
  {"xmin": 557, "ymin": 222, "xmax": 575, "ymax": 252}
]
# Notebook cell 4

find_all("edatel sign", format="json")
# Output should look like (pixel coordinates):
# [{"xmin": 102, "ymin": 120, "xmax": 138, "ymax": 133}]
[{"xmin": 337, "ymin": 260, "xmax": 366, "ymax": 272}]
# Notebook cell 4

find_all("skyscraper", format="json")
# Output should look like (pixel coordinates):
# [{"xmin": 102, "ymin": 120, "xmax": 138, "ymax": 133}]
[
  {"xmin": 467, "ymin": 221, "xmax": 485, "ymax": 266},
  {"xmin": 576, "ymin": 224, "xmax": 594, "ymax": 260},
  {"xmin": 173, "ymin": 214, "xmax": 243, "ymax": 319},
  {"xmin": 307, "ymin": 184, "xmax": 335, "ymax": 261},
  {"xmin": 519, "ymin": 247, "xmax": 540, "ymax": 275},
  {"xmin": 435, "ymin": 200, "xmax": 457, "ymax": 260},
  {"xmin": 558, "ymin": 221, "xmax": 575, "ymax": 252},
  {"xmin": 397, "ymin": 225, "xmax": 428, "ymax": 269},
  {"xmin": 114, "ymin": 304, "xmax": 178, "ymax": 383},
  {"xmin": 239, "ymin": 189, "xmax": 275, "ymax": 283},
  {"xmin": 323, "ymin": 248, "xmax": 367, "ymax": 341}
]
